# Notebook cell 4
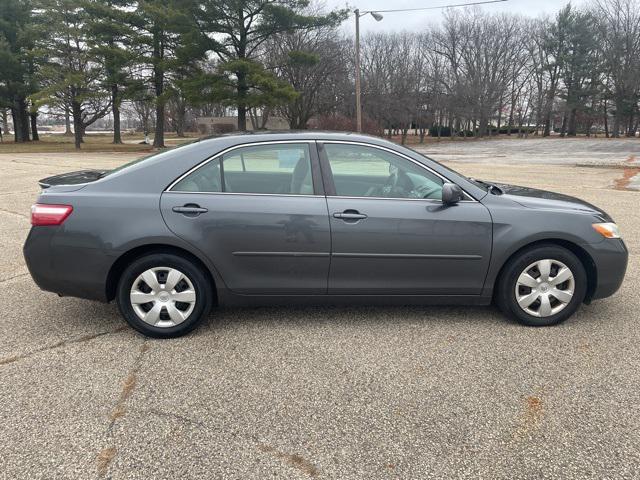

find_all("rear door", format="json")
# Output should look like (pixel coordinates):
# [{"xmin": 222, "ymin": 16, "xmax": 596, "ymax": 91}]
[
  {"xmin": 160, "ymin": 141, "xmax": 331, "ymax": 295},
  {"xmin": 319, "ymin": 142, "xmax": 492, "ymax": 295}
]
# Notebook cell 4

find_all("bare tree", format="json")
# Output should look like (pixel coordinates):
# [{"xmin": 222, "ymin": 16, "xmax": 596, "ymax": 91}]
[
  {"xmin": 1, "ymin": 109, "xmax": 10, "ymax": 136},
  {"xmin": 267, "ymin": 24, "xmax": 348, "ymax": 129},
  {"xmin": 358, "ymin": 32, "xmax": 422, "ymax": 142},
  {"xmin": 593, "ymin": 0, "xmax": 640, "ymax": 137}
]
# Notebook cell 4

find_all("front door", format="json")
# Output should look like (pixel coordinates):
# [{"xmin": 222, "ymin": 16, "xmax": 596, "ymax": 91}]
[
  {"xmin": 161, "ymin": 141, "xmax": 331, "ymax": 295},
  {"xmin": 320, "ymin": 142, "xmax": 492, "ymax": 295}
]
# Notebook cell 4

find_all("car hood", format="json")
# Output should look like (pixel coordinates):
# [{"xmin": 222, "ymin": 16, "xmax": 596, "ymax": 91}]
[{"xmin": 494, "ymin": 182, "xmax": 613, "ymax": 221}]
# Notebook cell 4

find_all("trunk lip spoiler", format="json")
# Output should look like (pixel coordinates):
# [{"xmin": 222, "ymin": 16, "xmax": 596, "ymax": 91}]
[{"xmin": 38, "ymin": 169, "xmax": 110, "ymax": 189}]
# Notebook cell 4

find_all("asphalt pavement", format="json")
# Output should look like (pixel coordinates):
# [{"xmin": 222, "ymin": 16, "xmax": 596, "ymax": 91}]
[{"xmin": 1, "ymin": 138, "xmax": 638, "ymax": 479}]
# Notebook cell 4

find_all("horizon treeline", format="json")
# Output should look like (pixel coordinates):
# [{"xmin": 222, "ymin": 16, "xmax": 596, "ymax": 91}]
[{"xmin": 1, "ymin": 0, "xmax": 639, "ymax": 149}]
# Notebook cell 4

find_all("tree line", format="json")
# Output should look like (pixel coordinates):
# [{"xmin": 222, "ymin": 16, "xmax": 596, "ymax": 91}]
[
  {"xmin": 1, "ymin": 0, "xmax": 639, "ymax": 149},
  {"xmin": 0, "ymin": 0, "xmax": 347, "ymax": 148},
  {"xmin": 356, "ymin": 0, "xmax": 640, "ymax": 143}
]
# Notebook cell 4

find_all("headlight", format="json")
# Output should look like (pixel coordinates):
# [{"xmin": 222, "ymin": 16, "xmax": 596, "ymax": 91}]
[{"xmin": 592, "ymin": 223, "xmax": 621, "ymax": 239}]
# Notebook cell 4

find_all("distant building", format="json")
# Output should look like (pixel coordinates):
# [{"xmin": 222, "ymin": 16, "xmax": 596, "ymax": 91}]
[{"xmin": 196, "ymin": 116, "xmax": 289, "ymax": 134}]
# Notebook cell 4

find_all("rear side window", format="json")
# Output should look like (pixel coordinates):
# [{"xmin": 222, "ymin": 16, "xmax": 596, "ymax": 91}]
[
  {"xmin": 172, "ymin": 143, "xmax": 314, "ymax": 195},
  {"xmin": 222, "ymin": 144, "xmax": 313, "ymax": 195},
  {"xmin": 172, "ymin": 159, "xmax": 222, "ymax": 192}
]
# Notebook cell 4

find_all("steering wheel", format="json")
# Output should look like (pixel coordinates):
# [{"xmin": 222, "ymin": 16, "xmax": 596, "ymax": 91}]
[{"xmin": 412, "ymin": 184, "xmax": 441, "ymax": 199}]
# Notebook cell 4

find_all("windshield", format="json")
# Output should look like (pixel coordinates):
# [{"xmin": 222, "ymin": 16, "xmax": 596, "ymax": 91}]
[{"xmin": 413, "ymin": 150, "xmax": 489, "ymax": 191}]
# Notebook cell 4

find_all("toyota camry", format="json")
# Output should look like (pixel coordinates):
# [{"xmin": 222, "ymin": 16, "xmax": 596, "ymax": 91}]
[{"xmin": 24, "ymin": 132, "xmax": 628, "ymax": 338}]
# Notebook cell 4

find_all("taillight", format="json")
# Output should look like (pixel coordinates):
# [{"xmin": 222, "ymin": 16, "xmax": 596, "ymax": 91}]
[{"xmin": 30, "ymin": 204, "xmax": 73, "ymax": 226}]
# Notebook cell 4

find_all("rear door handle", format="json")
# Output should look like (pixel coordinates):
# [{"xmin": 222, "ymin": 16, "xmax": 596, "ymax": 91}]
[
  {"xmin": 172, "ymin": 205, "xmax": 208, "ymax": 216},
  {"xmin": 333, "ymin": 210, "xmax": 368, "ymax": 221}
]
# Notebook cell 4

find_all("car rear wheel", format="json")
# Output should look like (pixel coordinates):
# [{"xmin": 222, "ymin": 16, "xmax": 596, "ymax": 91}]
[
  {"xmin": 496, "ymin": 244, "xmax": 587, "ymax": 326},
  {"xmin": 116, "ymin": 253, "xmax": 212, "ymax": 338}
]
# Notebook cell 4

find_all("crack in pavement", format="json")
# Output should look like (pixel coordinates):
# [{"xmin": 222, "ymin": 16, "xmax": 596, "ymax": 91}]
[
  {"xmin": 257, "ymin": 444, "xmax": 320, "ymax": 478},
  {"xmin": 10, "ymin": 159, "xmax": 87, "ymax": 168},
  {"xmin": 139, "ymin": 407, "xmax": 207, "ymax": 428},
  {"xmin": 0, "ymin": 272, "xmax": 29, "ymax": 284},
  {"xmin": 107, "ymin": 341, "xmax": 150, "ymax": 430},
  {"xmin": 0, "ymin": 326, "xmax": 128, "ymax": 366},
  {"xmin": 96, "ymin": 447, "xmax": 117, "ymax": 477},
  {"xmin": 84, "ymin": 337, "xmax": 327, "ymax": 479},
  {"xmin": 97, "ymin": 340, "xmax": 150, "ymax": 478},
  {"xmin": 0, "ymin": 207, "xmax": 29, "ymax": 219},
  {"xmin": 8, "ymin": 158, "xmax": 129, "ymax": 169},
  {"xmin": 0, "ymin": 189, "xmax": 36, "ymax": 197},
  {"xmin": 105, "ymin": 402, "xmax": 321, "ymax": 478}
]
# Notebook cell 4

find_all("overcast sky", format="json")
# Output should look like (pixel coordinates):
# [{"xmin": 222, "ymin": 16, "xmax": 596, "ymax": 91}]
[{"xmin": 326, "ymin": 0, "xmax": 588, "ymax": 33}]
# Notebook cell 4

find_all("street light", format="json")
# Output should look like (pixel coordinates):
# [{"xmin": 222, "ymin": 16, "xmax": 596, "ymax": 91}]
[{"xmin": 354, "ymin": 9, "xmax": 383, "ymax": 133}]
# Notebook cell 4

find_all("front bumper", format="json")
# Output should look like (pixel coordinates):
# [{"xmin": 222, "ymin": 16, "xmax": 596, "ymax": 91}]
[{"xmin": 585, "ymin": 238, "xmax": 628, "ymax": 301}]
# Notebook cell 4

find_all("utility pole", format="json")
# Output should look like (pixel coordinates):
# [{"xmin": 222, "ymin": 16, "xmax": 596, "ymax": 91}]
[
  {"xmin": 352, "ymin": 1, "xmax": 507, "ymax": 134},
  {"xmin": 355, "ymin": 9, "xmax": 362, "ymax": 133},
  {"xmin": 354, "ymin": 9, "xmax": 383, "ymax": 133}
]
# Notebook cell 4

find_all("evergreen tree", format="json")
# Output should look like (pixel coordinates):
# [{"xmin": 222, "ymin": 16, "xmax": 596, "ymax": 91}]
[
  {"xmin": 181, "ymin": 58, "xmax": 298, "ymax": 128},
  {"xmin": 84, "ymin": 0, "xmax": 138, "ymax": 144},
  {"xmin": 558, "ymin": 6, "xmax": 599, "ymax": 136},
  {"xmin": 191, "ymin": 0, "xmax": 347, "ymax": 130},
  {"xmin": 0, "ymin": 0, "xmax": 38, "ymax": 142},
  {"xmin": 128, "ymin": 0, "xmax": 197, "ymax": 147}
]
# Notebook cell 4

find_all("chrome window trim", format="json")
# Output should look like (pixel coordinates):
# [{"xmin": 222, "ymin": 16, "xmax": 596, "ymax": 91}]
[
  {"xmin": 320, "ymin": 140, "xmax": 477, "ymax": 202},
  {"xmin": 163, "ymin": 191, "xmax": 478, "ymax": 204},
  {"xmin": 166, "ymin": 140, "xmax": 317, "ymax": 193},
  {"xmin": 327, "ymin": 195, "xmax": 476, "ymax": 204},
  {"xmin": 166, "ymin": 138, "xmax": 477, "ymax": 203},
  {"xmin": 163, "ymin": 191, "xmax": 322, "ymax": 199}
]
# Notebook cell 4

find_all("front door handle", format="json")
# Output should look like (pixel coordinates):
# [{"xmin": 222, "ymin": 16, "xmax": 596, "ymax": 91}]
[
  {"xmin": 333, "ymin": 210, "xmax": 368, "ymax": 221},
  {"xmin": 172, "ymin": 204, "xmax": 208, "ymax": 216}
]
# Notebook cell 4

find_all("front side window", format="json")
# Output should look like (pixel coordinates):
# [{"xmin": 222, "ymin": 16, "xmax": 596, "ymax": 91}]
[{"xmin": 324, "ymin": 144, "xmax": 444, "ymax": 200}]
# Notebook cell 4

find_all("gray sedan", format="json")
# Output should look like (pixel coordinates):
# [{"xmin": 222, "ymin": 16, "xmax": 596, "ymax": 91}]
[{"xmin": 23, "ymin": 132, "xmax": 628, "ymax": 338}]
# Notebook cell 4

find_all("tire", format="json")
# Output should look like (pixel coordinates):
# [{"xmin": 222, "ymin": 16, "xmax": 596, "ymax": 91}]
[
  {"xmin": 496, "ymin": 244, "xmax": 587, "ymax": 327},
  {"xmin": 116, "ymin": 253, "xmax": 213, "ymax": 338}
]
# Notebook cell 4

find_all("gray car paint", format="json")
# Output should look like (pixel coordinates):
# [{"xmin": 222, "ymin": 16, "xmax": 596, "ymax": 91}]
[
  {"xmin": 161, "ymin": 193, "xmax": 332, "ymax": 295},
  {"xmin": 23, "ymin": 132, "xmax": 628, "ymax": 308},
  {"xmin": 324, "ymin": 196, "xmax": 492, "ymax": 295}
]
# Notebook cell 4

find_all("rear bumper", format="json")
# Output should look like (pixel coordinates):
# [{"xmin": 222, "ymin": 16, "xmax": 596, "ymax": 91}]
[
  {"xmin": 586, "ymin": 238, "xmax": 628, "ymax": 301},
  {"xmin": 23, "ymin": 227, "xmax": 113, "ymax": 302}
]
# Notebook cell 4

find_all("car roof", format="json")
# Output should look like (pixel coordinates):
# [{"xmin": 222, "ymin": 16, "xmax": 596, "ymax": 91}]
[
  {"xmin": 197, "ymin": 130, "xmax": 393, "ymax": 146},
  {"xmin": 92, "ymin": 129, "xmax": 487, "ymax": 201}
]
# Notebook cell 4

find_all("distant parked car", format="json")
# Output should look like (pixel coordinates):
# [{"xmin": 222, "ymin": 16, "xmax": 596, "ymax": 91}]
[{"xmin": 24, "ymin": 132, "xmax": 628, "ymax": 338}]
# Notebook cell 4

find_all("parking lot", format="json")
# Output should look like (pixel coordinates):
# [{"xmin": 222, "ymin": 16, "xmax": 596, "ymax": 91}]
[{"xmin": 1, "ymin": 138, "xmax": 639, "ymax": 479}]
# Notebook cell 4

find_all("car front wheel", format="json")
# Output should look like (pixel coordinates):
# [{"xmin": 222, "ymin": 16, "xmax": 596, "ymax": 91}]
[
  {"xmin": 116, "ymin": 253, "xmax": 213, "ymax": 338},
  {"xmin": 497, "ymin": 244, "xmax": 587, "ymax": 326}
]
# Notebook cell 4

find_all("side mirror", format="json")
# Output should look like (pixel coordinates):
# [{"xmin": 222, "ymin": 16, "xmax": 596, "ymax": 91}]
[{"xmin": 442, "ymin": 183, "xmax": 464, "ymax": 205}]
